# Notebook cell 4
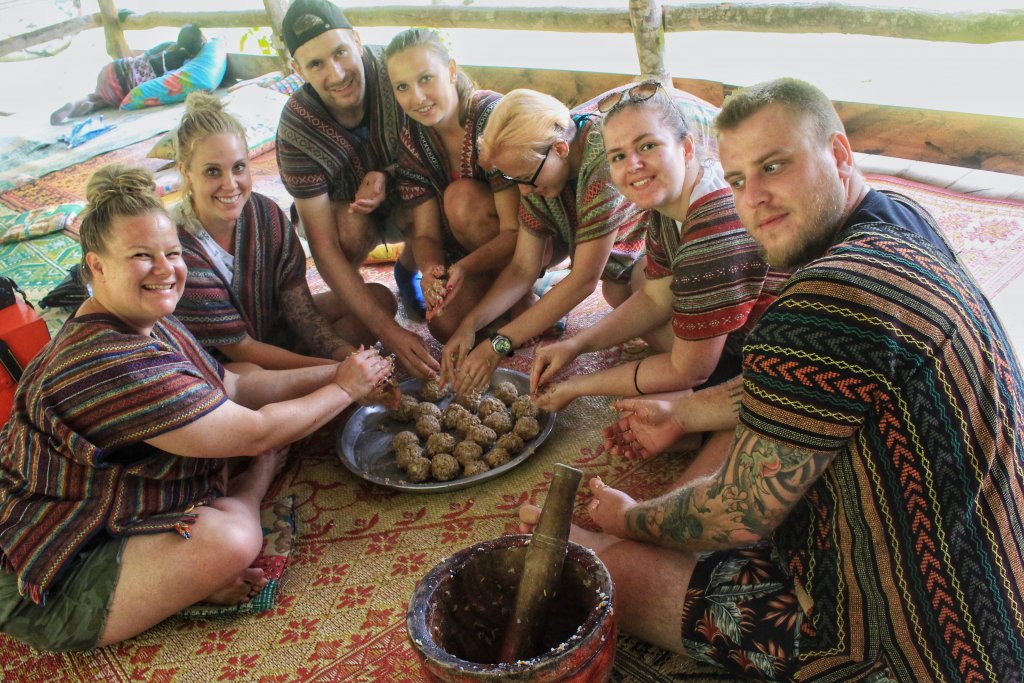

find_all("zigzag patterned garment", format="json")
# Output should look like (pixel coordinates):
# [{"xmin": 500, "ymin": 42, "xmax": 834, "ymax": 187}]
[
  {"xmin": 394, "ymin": 89, "xmax": 511, "ymax": 261},
  {"xmin": 175, "ymin": 192, "xmax": 307, "ymax": 350},
  {"xmin": 275, "ymin": 46, "xmax": 404, "ymax": 204},
  {"xmin": 741, "ymin": 191, "xmax": 1024, "ymax": 681},
  {"xmin": 0, "ymin": 314, "xmax": 227, "ymax": 603}
]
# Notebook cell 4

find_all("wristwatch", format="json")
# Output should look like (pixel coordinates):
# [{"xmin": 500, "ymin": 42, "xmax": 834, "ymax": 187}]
[{"xmin": 490, "ymin": 333, "xmax": 514, "ymax": 357}]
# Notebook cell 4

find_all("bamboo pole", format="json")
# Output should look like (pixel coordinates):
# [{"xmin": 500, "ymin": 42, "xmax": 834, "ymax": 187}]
[
  {"xmin": 663, "ymin": 4, "xmax": 1024, "ymax": 45},
  {"xmin": 262, "ymin": 0, "xmax": 290, "ymax": 68},
  {"xmin": 0, "ymin": 15, "xmax": 102, "ymax": 59},
  {"xmin": 630, "ymin": 0, "xmax": 669, "ymax": 84},
  {"xmin": 97, "ymin": 0, "xmax": 130, "ymax": 59}
]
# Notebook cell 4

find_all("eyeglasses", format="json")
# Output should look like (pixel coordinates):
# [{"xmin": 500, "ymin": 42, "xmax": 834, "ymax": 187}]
[
  {"xmin": 597, "ymin": 80, "xmax": 662, "ymax": 114},
  {"xmin": 499, "ymin": 144, "xmax": 552, "ymax": 188}
]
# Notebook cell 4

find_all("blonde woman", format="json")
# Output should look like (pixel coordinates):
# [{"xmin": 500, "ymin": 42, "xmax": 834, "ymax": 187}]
[
  {"xmin": 385, "ymin": 28, "xmax": 521, "ymax": 341},
  {"xmin": 173, "ymin": 92, "xmax": 390, "ymax": 369},
  {"xmin": 440, "ymin": 87, "xmax": 649, "ymax": 396}
]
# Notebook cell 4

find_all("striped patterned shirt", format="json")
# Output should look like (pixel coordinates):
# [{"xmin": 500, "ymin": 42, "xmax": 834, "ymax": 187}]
[
  {"xmin": 644, "ymin": 164, "xmax": 790, "ymax": 367},
  {"xmin": 175, "ymin": 192, "xmax": 307, "ymax": 351},
  {"xmin": 741, "ymin": 190, "xmax": 1024, "ymax": 680},
  {"xmin": 0, "ymin": 314, "xmax": 227, "ymax": 603},
  {"xmin": 275, "ymin": 45, "xmax": 405, "ymax": 204}
]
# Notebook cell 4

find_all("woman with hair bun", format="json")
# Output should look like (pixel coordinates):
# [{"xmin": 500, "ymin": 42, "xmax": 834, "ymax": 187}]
[
  {"xmin": 384, "ymin": 28, "xmax": 520, "ymax": 341},
  {"xmin": 0, "ymin": 163, "xmax": 392, "ymax": 650},
  {"xmin": 174, "ymin": 91, "xmax": 388, "ymax": 369}
]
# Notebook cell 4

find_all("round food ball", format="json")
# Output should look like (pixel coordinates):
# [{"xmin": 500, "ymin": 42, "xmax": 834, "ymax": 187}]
[
  {"xmin": 493, "ymin": 380, "xmax": 519, "ymax": 405},
  {"xmin": 485, "ymin": 447, "xmax": 512, "ymax": 468},
  {"xmin": 497, "ymin": 432, "xmax": 524, "ymax": 454},
  {"xmin": 416, "ymin": 415, "xmax": 442, "ymax": 439},
  {"xmin": 389, "ymin": 395, "xmax": 418, "ymax": 422},
  {"xmin": 454, "ymin": 440, "xmax": 484, "ymax": 465},
  {"xmin": 453, "ymin": 390, "xmax": 481, "ymax": 411},
  {"xmin": 442, "ymin": 403, "xmax": 470, "ymax": 430},
  {"xmin": 462, "ymin": 459, "xmax": 490, "ymax": 478},
  {"xmin": 395, "ymin": 443, "xmax": 424, "ymax": 470},
  {"xmin": 405, "ymin": 455, "xmax": 432, "ymax": 483},
  {"xmin": 477, "ymin": 397, "xmax": 505, "ymax": 419},
  {"xmin": 511, "ymin": 395, "xmax": 539, "ymax": 419},
  {"xmin": 426, "ymin": 432, "xmax": 457, "ymax": 456},
  {"xmin": 431, "ymin": 453, "xmax": 460, "ymax": 482},
  {"xmin": 455, "ymin": 411, "xmax": 482, "ymax": 434},
  {"xmin": 413, "ymin": 401, "xmax": 442, "ymax": 420},
  {"xmin": 420, "ymin": 377, "xmax": 448, "ymax": 402},
  {"xmin": 514, "ymin": 416, "xmax": 540, "ymax": 440},
  {"xmin": 466, "ymin": 424, "xmax": 497, "ymax": 448},
  {"xmin": 483, "ymin": 410, "xmax": 513, "ymax": 435},
  {"xmin": 392, "ymin": 430, "xmax": 420, "ymax": 451}
]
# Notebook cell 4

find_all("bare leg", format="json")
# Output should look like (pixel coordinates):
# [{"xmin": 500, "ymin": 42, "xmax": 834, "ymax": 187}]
[
  {"xmin": 313, "ymin": 283, "xmax": 396, "ymax": 347},
  {"xmin": 97, "ymin": 450, "xmax": 285, "ymax": 646},
  {"xmin": 517, "ymin": 504, "xmax": 696, "ymax": 655}
]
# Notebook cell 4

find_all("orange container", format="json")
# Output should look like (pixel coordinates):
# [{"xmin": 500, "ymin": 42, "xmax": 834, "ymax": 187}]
[{"xmin": 1, "ymin": 298, "xmax": 50, "ymax": 426}]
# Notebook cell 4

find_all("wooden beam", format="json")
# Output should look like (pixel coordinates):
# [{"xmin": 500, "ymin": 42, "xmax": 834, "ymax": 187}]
[
  {"xmin": 262, "ymin": 0, "xmax": 290, "ymax": 65},
  {"xmin": 630, "ymin": 0, "xmax": 669, "ymax": 84},
  {"xmin": 97, "ymin": 0, "xmax": 130, "ymax": 59},
  {"xmin": 0, "ymin": 14, "xmax": 101, "ymax": 59},
  {"xmin": 663, "ymin": 4, "xmax": 1024, "ymax": 45},
  {"xmin": 120, "ymin": 10, "xmax": 270, "ymax": 31}
]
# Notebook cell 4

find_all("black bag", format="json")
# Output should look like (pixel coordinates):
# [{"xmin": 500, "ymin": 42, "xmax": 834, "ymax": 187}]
[
  {"xmin": 0, "ymin": 277, "xmax": 34, "ymax": 382},
  {"xmin": 39, "ymin": 264, "xmax": 89, "ymax": 309}
]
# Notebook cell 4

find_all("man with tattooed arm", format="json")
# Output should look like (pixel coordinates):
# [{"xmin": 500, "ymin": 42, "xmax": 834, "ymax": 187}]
[{"xmin": 521, "ymin": 78, "xmax": 1024, "ymax": 681}]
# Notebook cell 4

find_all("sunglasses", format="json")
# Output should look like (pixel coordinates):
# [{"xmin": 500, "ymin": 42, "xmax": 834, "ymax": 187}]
[
  {"xmin": 499, "ymin": 143, "xmax": 553, "ymax": 188},
  {"xmin": 597, "ymin": 81, "xmax": 662, "ymax": 114}
]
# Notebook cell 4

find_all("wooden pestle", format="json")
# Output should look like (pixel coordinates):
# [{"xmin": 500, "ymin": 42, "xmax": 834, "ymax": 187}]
[{"xmin": 498, "ymin": 463, "xmax": 583, "ymax": 663}]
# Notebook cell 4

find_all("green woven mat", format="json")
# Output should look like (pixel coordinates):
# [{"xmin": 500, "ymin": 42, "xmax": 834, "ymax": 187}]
[{"xmin": 0, "ymin": 232, "xmax": 81, "ymax": 334}]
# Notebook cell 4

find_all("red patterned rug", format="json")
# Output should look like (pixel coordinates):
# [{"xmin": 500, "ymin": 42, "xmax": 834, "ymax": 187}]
[{"xmin": 2, "ymin": 146, "xmax": 1024, "ymax": 683}]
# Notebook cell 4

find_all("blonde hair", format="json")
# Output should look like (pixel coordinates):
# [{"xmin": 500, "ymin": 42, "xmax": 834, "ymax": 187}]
[
  {"xmin": 79, "ymin": 164, "xmax": 164, "ymax": 282},
  {"xmin": 477, "ymin": 89, "xmax": 573, "ymax": 169},
  {"xmin": 175, "ymin": 91, "xmax": 248, "ymax": 172}
]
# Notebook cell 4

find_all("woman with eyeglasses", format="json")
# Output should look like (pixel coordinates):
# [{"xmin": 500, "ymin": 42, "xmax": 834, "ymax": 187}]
[
  {"xmin": 530, "ymin": 83, "xmax": 791, "ymax": 425},
  {"xmin": 440, "ymin": 86, "xmax": 658, "ymax": 396},
  {"xmin": 384, "ymin": 29, "xmax": 521, "ymax": 341}
]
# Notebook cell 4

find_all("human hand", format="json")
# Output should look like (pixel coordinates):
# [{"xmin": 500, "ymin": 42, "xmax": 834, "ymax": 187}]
[
  {"xmin": 348, "ymin": 171, "xmax": 387, "ymax": 214},
  {"xmin": 442, "ymin": 262, "xmax": 465, "ymax": 307},
  {"xmin": 585, "ymin": 476, "xmax": 635, "ymax": 538},
  {"xmin": 381, "ymin": 324, "xmax": 439, "ymax": 380},
  {"xmin": 333, "ymin": 346, "xmax": 393, "ymax": 401},
  {"xmin": 601, "ymin": 398, "xmax": 685, "ymax": 460},
  {"xmin": 439, "ymin": 325, "xmax": 475, "ymax": 389},
  {"xmin": 422, "ymin": 264, "xmax": 448, "ymax": 320},
  {"xmin": 533, "ymin": 379, "xmax": 578, "ymax": 412},
  {"xmin": 454, "ymin": 341, "xmax": 500, "ymax": 396},
  {"xmin": 530, "ymin": 338, "xmax": 580, "ymax": 395}
]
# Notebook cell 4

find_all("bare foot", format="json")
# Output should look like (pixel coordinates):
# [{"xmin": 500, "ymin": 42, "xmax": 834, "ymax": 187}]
[
  {"xmin": 202, "ymin": 567, "xmax": 267, "ymax": 605},
  {"xmin": 226, "ymin": 447, "xmax": 289, "ymax": 499},
  {"xmin": 517, "ymin": 504, "xmax": 625, "ymax": 554}
]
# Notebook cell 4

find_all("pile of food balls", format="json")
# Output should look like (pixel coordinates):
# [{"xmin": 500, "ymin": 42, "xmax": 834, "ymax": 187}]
[{"xmin": 389, "ymin": 377, "xmax": 542, "ymax": 483}]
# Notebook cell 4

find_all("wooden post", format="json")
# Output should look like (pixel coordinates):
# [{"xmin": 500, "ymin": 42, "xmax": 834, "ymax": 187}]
[
  {"xmin": 97, "ymin": 0, "xmax": 130, "ymax": 59},
  {"xmin": 262, "ymin": 0, "xmax": 291, "ymax": 67},
  {"xmin": 629, "ymin": 0, "xmax": 669, "ymax": 85}
]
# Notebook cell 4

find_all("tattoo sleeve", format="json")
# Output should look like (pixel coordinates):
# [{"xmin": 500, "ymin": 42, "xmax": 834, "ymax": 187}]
[
  {"xmin": 625, "ymin": 425, "xmax": 835, "ymax": 552},
  {"xmin": 280, "ymin": 285, "xmax": 349, "ymax": 359}
]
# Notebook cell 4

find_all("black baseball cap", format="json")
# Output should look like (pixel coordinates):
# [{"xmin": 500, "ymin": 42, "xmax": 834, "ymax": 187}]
[{"xmin": 282, "ymin": 0, "xmax": 353, "ymax": 55}]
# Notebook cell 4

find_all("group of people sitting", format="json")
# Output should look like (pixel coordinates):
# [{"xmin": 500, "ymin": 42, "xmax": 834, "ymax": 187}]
[{"xmin": 3, "ymin": 0, "xmax": 1023, "ymax": 679}]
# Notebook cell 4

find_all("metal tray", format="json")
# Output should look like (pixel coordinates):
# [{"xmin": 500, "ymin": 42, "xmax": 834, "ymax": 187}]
[{"xmin": 336, "ymin": 368, "xmax": 556, "ymax": 493}]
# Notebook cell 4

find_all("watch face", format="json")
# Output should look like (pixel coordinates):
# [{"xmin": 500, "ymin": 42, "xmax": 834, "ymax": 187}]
[{"xmin": 492, "ymin": 334, "xmax": 512, "ymax": 356}]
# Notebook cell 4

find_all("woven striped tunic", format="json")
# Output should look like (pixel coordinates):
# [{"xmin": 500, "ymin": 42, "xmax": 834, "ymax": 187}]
[
  {"xmin": 276, "ymin": 45, "xmax": 405, "ymax": 204},
  {"xmin": 644, "ymin": 163, "xmax": 790, "ymax": 373},
  {"xmin": 395, "ymin": 89, "xmax": 511, "ymax": 261},
  {"xmin": 741, "ymin": 190, "xmax": 1024, "ymax": 680},
  {"xmin": 0, "ymin": 314, "xmax": 227, "ymax": 603},
  {"xmin": 175, "ymin": 192, "xmax": 307, "ymax": 351}
]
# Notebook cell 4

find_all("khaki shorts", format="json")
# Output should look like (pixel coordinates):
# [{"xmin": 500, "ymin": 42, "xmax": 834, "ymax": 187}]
[{"xmin": 0, "ymin": 537, "xmax": 125, "ymax": 652}]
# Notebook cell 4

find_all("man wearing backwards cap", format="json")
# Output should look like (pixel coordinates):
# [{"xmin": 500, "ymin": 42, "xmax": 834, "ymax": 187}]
[{"xmin": 276, "ymin": 0, "xmax": 438, "ymax": 379}]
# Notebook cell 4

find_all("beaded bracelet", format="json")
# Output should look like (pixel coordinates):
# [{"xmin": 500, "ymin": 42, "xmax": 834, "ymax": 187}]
[{"xmin": 633, "ymin": 358, "xmax": 646, "ymax": 395}]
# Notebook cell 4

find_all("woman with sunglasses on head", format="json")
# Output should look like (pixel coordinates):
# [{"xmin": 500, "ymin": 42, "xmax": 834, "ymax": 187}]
[
  {"xmin": 0, "ymin": 163, "xmax": 392, "ymax": 650},
  {"xmin": 172, "ymin": 92, "xmax": 385, "ymax": 370},
  {"xmin": 440, "ymin": 86, "xmax": 658, "ymax": 396},
  {"xmin": 384, "ymin": 28, "xmax": 521, "ymax": 342},
  {"xmin": 530, "ymin": 83, "xmax": 791, "ymax": 426}
]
